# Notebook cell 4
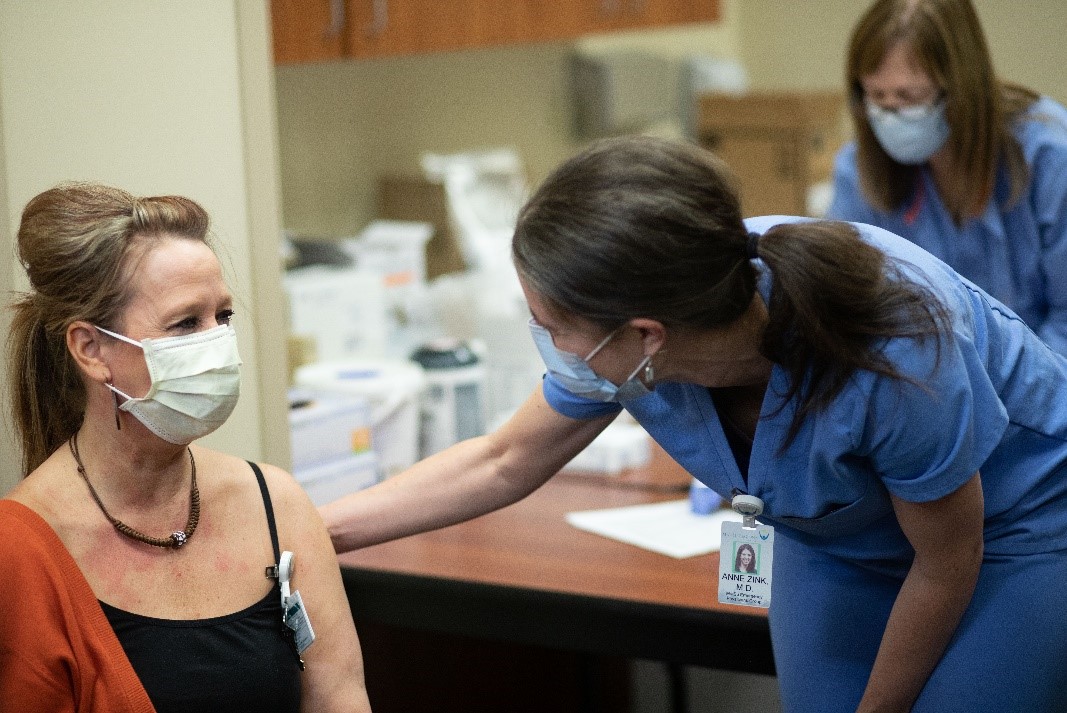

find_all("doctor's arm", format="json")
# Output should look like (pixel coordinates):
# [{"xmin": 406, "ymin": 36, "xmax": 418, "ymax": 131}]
[
  {"xmin": 855, "ymin": 472, "xmax": 984, "ymax": 713},
  {"xmin": 319, "ymin": 385, "xmax": 615, "ymax": 553}
]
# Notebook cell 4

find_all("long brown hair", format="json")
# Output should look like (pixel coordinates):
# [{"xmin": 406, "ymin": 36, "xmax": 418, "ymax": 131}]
[
  {"xmin": 7, "ymin": 182, "xmax": 211, "ymax": 475},
  {"xmin": 846, "ymin": 0, "xmax": 1037, "ymax": 223},
  {"xmin": 513, "ymin": 136, "xmax": 948, "ymax": 443}
]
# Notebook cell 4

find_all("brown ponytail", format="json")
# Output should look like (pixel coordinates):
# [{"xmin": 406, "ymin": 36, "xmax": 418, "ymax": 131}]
[{"xmin": 756, "ymin": 220, "xmax": 948, "ymax": 443}]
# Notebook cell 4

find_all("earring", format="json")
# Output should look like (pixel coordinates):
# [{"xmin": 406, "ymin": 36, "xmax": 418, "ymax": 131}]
[
  {"xmin": 644, "ymin": 362, "xmax": 655, "ymax": 384},
  {"xmin": 108, "ymin": 381, "xmax": 121, "ymax": 430}
]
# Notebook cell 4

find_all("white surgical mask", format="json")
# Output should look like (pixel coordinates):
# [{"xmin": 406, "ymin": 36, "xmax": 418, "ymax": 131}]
[
  {"xmin": 97, "ymin": 324, "xmax": 242, "ymax": 444},
  {"xmin": 865, "ymin": 96, "xmax": 950, "ymax": 165},
  {"xmin": 528, "ymin": 319, "xmax": 652, "ymax": 403}
]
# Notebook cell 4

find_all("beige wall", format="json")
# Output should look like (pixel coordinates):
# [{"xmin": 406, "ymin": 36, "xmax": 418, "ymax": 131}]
[
  {"xmin": 738, "ymin": 0, "xmax": 1067, "ymax": 103},
  {"xmin": 276, "ymin": 0, "xmax": 1067, "ymax": 239},
  {"xmin": 275, "ymin": 1, "xmax": 741, "ymax": 237},
  {"xmin": 0, "ymin": 0, "xmax": 290, "ymax": 493}
]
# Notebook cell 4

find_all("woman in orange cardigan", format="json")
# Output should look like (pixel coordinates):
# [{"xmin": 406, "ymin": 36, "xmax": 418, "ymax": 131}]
[{"xmin": 1, "ymin": 183, "xmax": 372, "ymax": 713}]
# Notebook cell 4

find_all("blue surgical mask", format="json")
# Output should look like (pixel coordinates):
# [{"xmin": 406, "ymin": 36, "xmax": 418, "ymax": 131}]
[
  {"xmin": 865, "ymin": 96, "xmax": 950, "ymax": 165},
  {"xmin": 528, "ymin": 319, "xmax": 652, "ymax": 403}
]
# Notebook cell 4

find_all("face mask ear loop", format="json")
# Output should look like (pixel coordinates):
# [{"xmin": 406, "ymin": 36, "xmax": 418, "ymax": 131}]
[{"xmin": 584, "ymin": 325, "xmax": 624, "ymax": 362}]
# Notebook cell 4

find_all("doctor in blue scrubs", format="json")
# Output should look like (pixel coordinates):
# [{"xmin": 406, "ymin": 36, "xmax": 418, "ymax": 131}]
[
  {"xmin": 826, "ymin": 0, "xmax": 1067, "ymax": 356},
  {"xmin": 321, "ymin": 136, "xmax": 1067, "ymax": 712}
]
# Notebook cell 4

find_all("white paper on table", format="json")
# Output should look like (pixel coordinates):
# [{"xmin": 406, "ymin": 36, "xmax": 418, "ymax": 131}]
[{"xmin": 565, "ymin": 499, "xmax": 742, "ymax": 559}]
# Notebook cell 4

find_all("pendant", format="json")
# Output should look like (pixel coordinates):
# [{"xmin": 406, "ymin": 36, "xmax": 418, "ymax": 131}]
[{"xmin": 171, "ymin": 531, "xmax": 188, "ymax": 548}]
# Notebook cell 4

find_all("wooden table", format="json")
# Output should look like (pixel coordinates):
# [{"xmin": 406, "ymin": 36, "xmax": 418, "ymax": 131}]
[{"xmin": 338, "ymin": 445, "xmax": 774, "ymax": 677}]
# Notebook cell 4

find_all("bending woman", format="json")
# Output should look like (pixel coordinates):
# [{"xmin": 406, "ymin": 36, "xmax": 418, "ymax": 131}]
[{"xmin": 322, "ymin": 135, "xmax": 1067, "ymax": 712}]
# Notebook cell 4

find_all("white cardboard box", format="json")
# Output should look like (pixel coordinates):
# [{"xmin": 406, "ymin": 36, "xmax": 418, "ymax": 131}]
[{"xmin": 284, "ymin": 266, "xmax": 388, "ymax": 360}]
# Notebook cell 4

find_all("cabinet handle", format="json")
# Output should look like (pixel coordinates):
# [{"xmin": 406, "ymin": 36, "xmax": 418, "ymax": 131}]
[
  {"xmin": 368, "ymin": 0, "xmax": 389, "ymax": 37},
  {"xmin": 326, "ymin": 0, "xmax": 345, "ymax": 38},
  {"xmin": 600, "ymin": 0, "xmax": 621, "ymax": 15},
  {"xmin": 630, "ymin": 0, "xmax": 646, "ymax": 12}
]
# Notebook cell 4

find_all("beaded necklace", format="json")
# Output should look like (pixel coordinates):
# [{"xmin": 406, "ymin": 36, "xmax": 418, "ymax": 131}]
[{"xmin": 69, "ymin": 433, "xmax": 199, "ymax": 549}]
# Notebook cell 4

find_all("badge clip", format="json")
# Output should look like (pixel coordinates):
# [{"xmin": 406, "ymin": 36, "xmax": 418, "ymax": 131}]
[{"xmin": 731, "ymin": 493, "xmax": 764, "ymax": 529}]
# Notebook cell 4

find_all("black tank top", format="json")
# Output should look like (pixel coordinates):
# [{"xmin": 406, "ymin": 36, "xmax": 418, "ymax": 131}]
[{"xmin": 100, "ymin": 462, "xmax": 302, "ymax": 713}]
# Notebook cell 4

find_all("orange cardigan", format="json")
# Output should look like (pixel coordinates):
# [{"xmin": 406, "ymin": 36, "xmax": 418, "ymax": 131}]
[{"xmin": 0, "ymin": 500, "xmax": 154, "ymax": 713}]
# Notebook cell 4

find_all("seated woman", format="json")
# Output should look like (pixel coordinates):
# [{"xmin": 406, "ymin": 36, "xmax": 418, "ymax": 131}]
[{"xmin": 0, "ymin": 183, "xmax": 372, "ymax": 712}]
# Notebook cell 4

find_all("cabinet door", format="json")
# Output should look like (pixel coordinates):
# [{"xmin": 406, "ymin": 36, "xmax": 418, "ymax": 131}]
[
  {"xmin": 273, "ymin": 0, "xmax": 721, "ymax": 63},
  {"xmin": 585, "ymin": 0, "xmax": 720, "ymax": 34},
  {"xmin": 272, "ymin": 0, "xmax": 348, "ymax": 64},
  {"xmin": 346, "ymin": 0, "xmax": 482, "ymax": 58}
]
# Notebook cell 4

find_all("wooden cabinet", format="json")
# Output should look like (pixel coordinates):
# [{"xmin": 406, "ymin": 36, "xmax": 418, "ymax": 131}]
[
  {"xmin": 697, "ymin": 91, "xmax": 845, "ymax": 218},
  {"xmin": 271, "ymin": 0, "xmax": 720, "ymax": 64},
  {"xmin": 271, "ymin": 0, "xmax": 348, "ymax": 63}
]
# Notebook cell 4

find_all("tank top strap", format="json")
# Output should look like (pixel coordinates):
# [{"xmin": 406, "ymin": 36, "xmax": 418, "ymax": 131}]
[{"xmin": 248, "ymin": 461, "xmax": 280, "ymax": 562}]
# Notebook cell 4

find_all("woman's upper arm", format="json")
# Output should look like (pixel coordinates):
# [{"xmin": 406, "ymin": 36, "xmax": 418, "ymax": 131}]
[
  {"xmin": 260, "ymin": 464, "xmax": 372, "ymax": 713},
  {"xmin": 864, "ymin": 334, "xmax": 1008, "ymax": 504},
  {"xmin": 890, "ymin": 472, "xmax": 985, "ymax": 571}
]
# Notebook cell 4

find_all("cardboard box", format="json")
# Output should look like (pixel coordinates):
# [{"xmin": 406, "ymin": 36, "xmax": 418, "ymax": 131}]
[
  {"xmin": 697, "ymin": 91, "xmax": 845, "ymax": 217},
  {"xmin": 377, "ymin": 175, "xmax": 468, "ymax": 279}
]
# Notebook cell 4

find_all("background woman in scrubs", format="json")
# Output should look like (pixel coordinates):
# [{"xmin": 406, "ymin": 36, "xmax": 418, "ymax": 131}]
[
  {"xmin": 826, "ymin": 0, "xmax": 1067, "ymax": 356},
  {"xmin": 322, "ymin": 136, "xmax": 1067, "ymax": 712}
]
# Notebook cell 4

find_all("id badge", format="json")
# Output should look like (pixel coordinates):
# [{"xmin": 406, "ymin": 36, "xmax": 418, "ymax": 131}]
[
  {"xmin": 718, "ymin": 521, "xmax": 774, "ymax": 608},
  {"xmin": 718, "ymin": 494, "xmax": 774, "ymax": 609},
  {"xmin": 284, "ymin": 590, "xmax": 317, "ymax": 654}
]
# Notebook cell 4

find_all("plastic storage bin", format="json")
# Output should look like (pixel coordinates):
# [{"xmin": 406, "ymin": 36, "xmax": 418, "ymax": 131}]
[
  {"xmin": 293, "ymin": 451, "xmax": 379, "ymax": 506},
  {"xmin": 288, "ymin": 388, "xmax": 373, "ymax": 471},
  {"xmin": 295, "ymin": 359, "xmax": 426, "ymax": 479}
]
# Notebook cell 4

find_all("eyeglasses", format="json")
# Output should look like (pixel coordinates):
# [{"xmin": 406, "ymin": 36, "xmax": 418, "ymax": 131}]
[{"xmin": 864, "ymin": 94, "xmax": 945, "ymax": 122}]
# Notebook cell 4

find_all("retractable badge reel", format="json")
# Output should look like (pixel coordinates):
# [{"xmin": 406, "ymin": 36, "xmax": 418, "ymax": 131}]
[
  {"xmin": 268, "ymin": 551, "xmax": 316, "ymax": 668},
  {"xmin": 717, "ymin": 494, "xmax": 774, "ymax": 608}
]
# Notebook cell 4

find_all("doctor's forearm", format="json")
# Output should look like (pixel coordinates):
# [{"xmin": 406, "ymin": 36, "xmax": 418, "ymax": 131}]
[
  {"xmin": 318, "ymin": 435, "xmax": 552, "ymax": 553},
  {"xmin": 855, "ymin": 547, "xmax": 982, "ymax": 713}
]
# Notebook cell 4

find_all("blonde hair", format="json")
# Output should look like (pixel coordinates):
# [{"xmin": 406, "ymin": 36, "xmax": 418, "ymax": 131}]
[
  {"xmin": 7, "ymin": 182, "xmax": 211, "ymax": 475},
  {"xmin": 846, "ymin": 0, "xmax": 1037, "ymax": 223}
]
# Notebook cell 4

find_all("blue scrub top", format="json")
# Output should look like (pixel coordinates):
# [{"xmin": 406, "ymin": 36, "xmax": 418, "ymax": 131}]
[
  {"xmin": 826, "ymin": 96, "xmax": 1067, "ymax": 356},
  {"xmin": 542, "ymin": 217, "xmax": 1067, "ymax": 564}
]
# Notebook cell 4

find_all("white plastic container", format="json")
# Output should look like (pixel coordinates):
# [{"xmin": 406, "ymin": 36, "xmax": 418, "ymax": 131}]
[
  {"xmin": 295, "ymin": 359, "xmax": 427, "ymax": 479},
  {"xmin": 409, "ymin": 339, "xmax": 487, "ymax": 458},
  {"xmin": 341, "ymin": 221, "xmax": 437, "ymax": 358},
  {"xmin": 288, "ymin": 388, "xmax": 373, "ymax": 471},
  {"xmin": 341, "ymin": 220, "xmax": 433, "ymax": 288},
  {"xmin": 293, "ymin": 451, "xmax": 379, "ymax": 506}
]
